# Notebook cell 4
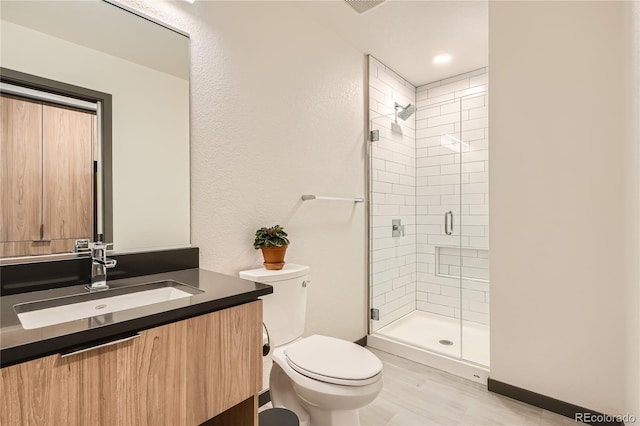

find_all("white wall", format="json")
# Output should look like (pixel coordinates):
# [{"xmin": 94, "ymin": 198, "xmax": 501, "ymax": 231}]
[
  {"xmin": 121, "ymin": 0, "xmax": 368, "ymax": 342},
  {"xmin": 0, "ymin": 19, "xmax": 190, "ymax": 253},
  {"xmin": 627, "ymin": 2, "xmax": 640, "ymax": 419},
  {"xmin": 369, "ymin": 56, "xmax": 417, "ymax": 331},
  {"xmin": 490, "ymin": 1, "xmax": 639, "ymax": 416}
]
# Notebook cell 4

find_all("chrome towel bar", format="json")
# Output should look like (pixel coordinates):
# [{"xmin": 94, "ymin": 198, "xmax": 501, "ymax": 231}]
[{"xmin": 301, "ymin": 195, "xmax": 364, "ymax": 203}]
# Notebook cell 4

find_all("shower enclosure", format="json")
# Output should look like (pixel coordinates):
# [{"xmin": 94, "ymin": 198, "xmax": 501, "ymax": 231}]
[{"xmin": 367, "ymin": 62, "xmax": 489, "ymax": 380}]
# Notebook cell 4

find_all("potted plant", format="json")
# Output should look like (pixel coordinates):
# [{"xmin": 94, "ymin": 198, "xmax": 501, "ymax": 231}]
[{"xmin": 253, "ymin": 225, "xmax": 290, "ymax": 270}]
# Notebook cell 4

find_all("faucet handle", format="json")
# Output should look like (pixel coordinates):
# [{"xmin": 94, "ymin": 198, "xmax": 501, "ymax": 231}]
[{"xmin": 103, "ymin": 259, "xmax": 117, "ymax": 268}]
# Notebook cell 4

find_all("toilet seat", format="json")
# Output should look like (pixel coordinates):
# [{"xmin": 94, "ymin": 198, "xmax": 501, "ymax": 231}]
[{"xmin": 284, "ymin": 335, "xmax": 383, "ymax": 386}]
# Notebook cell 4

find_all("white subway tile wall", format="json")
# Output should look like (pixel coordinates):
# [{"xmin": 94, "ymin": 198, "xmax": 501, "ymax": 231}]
[
  {"xmin": 369, "ymin": 58, "xmax": 490, "ymax": 330},
  {"xmin": 415, "ymin": 68, "xmax": 489, "ymax": 325},
  {"xmin": 369, "ymin": 57, "xmax": 417, "ymax": 331}
]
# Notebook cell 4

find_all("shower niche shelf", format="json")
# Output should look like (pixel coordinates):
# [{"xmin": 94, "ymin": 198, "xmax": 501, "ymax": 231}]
[{"xmin": 434, "ymin": 246, "xmax": 489, "ymax": 283}]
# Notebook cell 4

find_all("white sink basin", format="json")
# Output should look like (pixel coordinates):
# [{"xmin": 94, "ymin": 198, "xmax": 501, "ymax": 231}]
[{"xmin": 14, "ymin": 280, "xmax": 203, "ymax": 330}]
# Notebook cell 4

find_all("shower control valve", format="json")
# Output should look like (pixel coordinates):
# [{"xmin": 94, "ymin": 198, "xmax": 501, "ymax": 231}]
[{"xmin": 392, "ymin": 219, "xmax": 404, "ymax": 237}]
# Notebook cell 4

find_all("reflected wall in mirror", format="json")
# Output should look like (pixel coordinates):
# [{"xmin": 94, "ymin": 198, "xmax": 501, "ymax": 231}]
[{"xmin": 0, "ymin": 0, "xmax": 191, "ymax": 260}]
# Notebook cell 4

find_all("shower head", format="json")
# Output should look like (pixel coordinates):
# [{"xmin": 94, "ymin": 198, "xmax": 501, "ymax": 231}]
[{"xmin": 395, "ymin": 103, "xmax": 417, "ymax": 121}]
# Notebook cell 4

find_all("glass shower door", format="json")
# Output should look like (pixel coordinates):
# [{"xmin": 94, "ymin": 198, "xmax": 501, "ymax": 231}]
[
  {"xmin": 368, "ymin": 97, "xmax": 464, "ymax": 360},
  {"xmin": 423, "ymin": 97, "xmax": 464, "ymax": 360},
  {"xmin": 368, "ymin": 92, "xmax": 489, "ymax": 368},
  {"xmin": 458, "ymin": 91, "xmax": 490, "ymax": 366}
]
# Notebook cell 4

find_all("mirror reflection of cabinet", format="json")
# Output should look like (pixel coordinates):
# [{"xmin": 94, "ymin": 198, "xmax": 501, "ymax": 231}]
[
  {"xmin": 0, "ymin": 94, "xmax": 95, "ymax": 257},
  {"xmin": 1, "ymin": 1, "xmax": 191, "ymax": 259}
]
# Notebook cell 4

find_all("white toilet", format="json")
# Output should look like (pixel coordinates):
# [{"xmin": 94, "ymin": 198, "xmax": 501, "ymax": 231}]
[{"xmin": 239, "ymin": 264, "xmax": 383, "ymax": 426}]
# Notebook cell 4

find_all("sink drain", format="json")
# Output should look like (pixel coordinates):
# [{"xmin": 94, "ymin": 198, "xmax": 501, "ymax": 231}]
[
  {"xmin": 439, "ymin": 339, "xmax": 454, "ymax": 346},
  {"xmin": 95, "ymin": 304, "xmax": 107, "ymax": 310}
]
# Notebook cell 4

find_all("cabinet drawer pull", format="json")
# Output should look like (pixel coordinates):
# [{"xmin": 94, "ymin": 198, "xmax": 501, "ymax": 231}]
[{"xmin": 60, "ymin": 333, "xmax": 140, "ymax": 358}]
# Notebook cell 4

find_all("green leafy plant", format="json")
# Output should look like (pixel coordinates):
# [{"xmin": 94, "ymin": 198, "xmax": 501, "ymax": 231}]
[{"xmin": 253, "ymin": 225, "xmax": 290, "ymax": 249}]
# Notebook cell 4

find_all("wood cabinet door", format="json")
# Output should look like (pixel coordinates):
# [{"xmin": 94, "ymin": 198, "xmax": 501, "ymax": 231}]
[
  {"xmin": 112, "ymin": 320, "xmax": 188, "ymax": 426},
  {"xmin": 42, "ymin": 104, "xmax": 93, "ymax": 243},
  {"xmin": 0, "ymin": 94, "xmax": 43, "ymax": 243},
  {"xmin": 185, "ymin": 300, "xmax": 262, "ymax": 425},
  {"xmin": 0, "ymin": 351, "xmax": 83, "ymax": 425}
]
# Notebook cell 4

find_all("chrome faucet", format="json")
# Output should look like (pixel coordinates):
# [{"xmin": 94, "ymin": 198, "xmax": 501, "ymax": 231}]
[{"xmin": 87, "ymin": 242, "xmax": 117, "ymax": 292}]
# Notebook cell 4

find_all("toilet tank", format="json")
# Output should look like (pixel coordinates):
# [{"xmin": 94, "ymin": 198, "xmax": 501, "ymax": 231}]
[{"xmin": 239, "ymin": 264, "xmax": 309, "ymax": 347}]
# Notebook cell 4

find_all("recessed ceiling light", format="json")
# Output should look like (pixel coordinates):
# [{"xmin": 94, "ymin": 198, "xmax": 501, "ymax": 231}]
[{"xmin": 433, "ymin": 54, "xmax": 452, "ymax": 64}]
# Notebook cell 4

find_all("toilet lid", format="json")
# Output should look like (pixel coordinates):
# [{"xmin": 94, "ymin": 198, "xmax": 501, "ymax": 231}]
[{"xmin": 285, "ymin": 335, "xmax": 383, "ymax": 386}]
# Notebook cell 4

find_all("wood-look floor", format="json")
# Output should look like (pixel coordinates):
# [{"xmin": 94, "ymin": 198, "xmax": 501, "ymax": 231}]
[
  {"xmin": 261, "ymin": 347, "xmax": 579, "ymax": 425},
  {"xmin": 359, "ymin": 348, "xmax": 579, "ymax": 426}
]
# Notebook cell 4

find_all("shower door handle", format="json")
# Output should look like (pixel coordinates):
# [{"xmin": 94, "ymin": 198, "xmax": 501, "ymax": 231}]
[{"xmin": 444, "ymin": 211, "xmax": 453, "ymax": 235}]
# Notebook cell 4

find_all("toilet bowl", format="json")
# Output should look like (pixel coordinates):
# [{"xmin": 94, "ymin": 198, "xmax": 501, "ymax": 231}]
[
  {"xmin": 270, "ymin": 335, "xmax": 383, "ymax": 426},
  {"xmin": 239, "ymin": 265, "xmax": 383, "ymax": 426}
]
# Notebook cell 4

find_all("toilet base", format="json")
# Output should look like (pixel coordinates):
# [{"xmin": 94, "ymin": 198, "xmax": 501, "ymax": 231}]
[
  {"xmin": 303, "ymin": 406, "xmax": 360, "ymax": 426},
  {"xmin": 270, "ymin": 362, "xmax": 311, "ymax": 426}
]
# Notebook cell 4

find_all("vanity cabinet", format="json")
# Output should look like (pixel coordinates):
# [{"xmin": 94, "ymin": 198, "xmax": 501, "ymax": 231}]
[
  {"xmin": 0, "ymin": 94, "xmax": 95, "ymax": 258},
  {"xmin": 0, "ymin": 300, "xmax": 262, "ymax": 426}
]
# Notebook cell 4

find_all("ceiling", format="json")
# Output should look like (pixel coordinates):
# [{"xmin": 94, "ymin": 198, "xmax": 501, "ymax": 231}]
[{"xmin": 292, "ymin": 1, "xmax": 488, "ymax": 87}]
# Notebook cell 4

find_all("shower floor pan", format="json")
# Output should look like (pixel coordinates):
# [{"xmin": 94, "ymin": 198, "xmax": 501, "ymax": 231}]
[{"xmin": 371, "ymin": 311, "xmax": 490, "ymax": 382}]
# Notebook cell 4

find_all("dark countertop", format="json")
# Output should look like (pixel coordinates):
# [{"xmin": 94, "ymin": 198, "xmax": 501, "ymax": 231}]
[{"xmin": 0, "ymin": 268, "xmax": 272, "ymax": 368}]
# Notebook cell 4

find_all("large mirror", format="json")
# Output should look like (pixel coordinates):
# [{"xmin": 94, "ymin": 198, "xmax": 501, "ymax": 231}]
[{"xmin": 0, "ymin": 0, "xmax": 191, "ymax": 261}]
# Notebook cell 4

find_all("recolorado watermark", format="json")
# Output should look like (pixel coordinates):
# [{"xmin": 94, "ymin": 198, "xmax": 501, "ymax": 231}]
[{"xmin": 575, "ymin": 412, "xmax": 637, "ymax": 424}]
